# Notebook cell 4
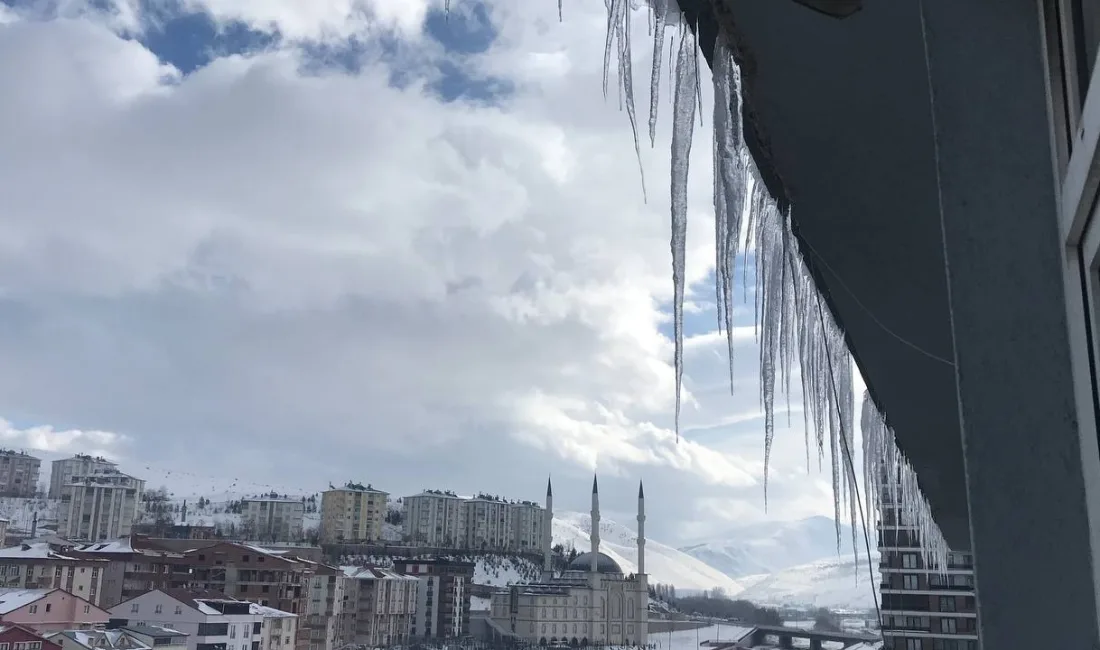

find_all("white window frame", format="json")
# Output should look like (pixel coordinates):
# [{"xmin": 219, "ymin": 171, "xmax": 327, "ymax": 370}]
[{"xmin": 1053, "ymin": 0, "xmax": 1100, "ymax": 630}]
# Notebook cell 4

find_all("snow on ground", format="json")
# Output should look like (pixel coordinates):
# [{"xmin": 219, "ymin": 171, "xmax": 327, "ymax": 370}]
[
  {"xmin": 553, "ymin": 511, "xmax": 743, "ymax": 595},
  {"xmin": 0, "ymin": 497, "xmax": 59, "ymax": 532},
  {"xmin": 655, "ymin": 625, "xmax": 755, "ymax": 650},
  {"xmin": 381, "ymin": 522, "xmax": 402, "ymax": 541},
  {"xmin": 736, "ymin": 552, "xmax": 882, "ymax": 610},
  {"xmin": 471, "ymin": 596, "xmax": 491, "ymax": 612},
  {"xmin": 474, "ymin": 554, "xmax": 540, "ymax": 586}
]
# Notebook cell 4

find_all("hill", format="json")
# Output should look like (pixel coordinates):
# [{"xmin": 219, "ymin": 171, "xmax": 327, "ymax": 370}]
[
  {"xmin": 552, "ymin": 511, "xmax": 743, "ymax": 595},
  {"xmin": 734, "ymin": 552, "xmax": 882, "ymax": 610}
]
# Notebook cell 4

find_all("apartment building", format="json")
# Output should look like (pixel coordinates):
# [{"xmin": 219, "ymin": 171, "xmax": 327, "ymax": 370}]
[
  {"xmin": 173, "ymin": 542, "xmax": 310, "ymax": 618},
  {"xmin": 0, "ymin": 542, "xmax": 109, "ymax": 605},
  {"xmin": 303, "ymin": 563, "xmax": 348, "ymax": 650},
  {"xmin": 249, "ymin": 604, "xmax": 297, "ymax": 650},
  {"xmin": 0, "ymin": 451, "xmax": 41, "ymax": 498},
  {"xmin": 59, "ymin": 472, "xmax": 145, "ymax": 542},
  {"xmin": 340, "ymin": 567, "xmax": 416, "ymax": 647},
  {"xmin": 241, "ymin": 499, "xmax": 304, "ymax": 544},
  {"xmin": 0, "ymin": 588, "xmax": 109, "ymax": 634},
  {"xmin": 106, "ymin": 589, "xmax": 263, "ymax": 650},
  {"xmin": 48, "ymin": 456, "xmax": 117, "ymax": 500},
  {"xmin": 403, "ymin": 492, "xmax": 545, "ymax": 551},
  {"xmin": 318, "ymin": 484, "xmax": 387, "ymax": 544},
  {"xmin": 71, "ymin": 537, "xmax": 193, "ymax": 608},
  {"xmin": 402, "ymin": 492, "xmax": 466, "ymax": 548},
  {"xmin": 878, "ymin": 491, "xmax": 980, "ymax": 650},
  {"xmin": 393, "ymin": 559, "xmax": 473, "ymax": 639}
]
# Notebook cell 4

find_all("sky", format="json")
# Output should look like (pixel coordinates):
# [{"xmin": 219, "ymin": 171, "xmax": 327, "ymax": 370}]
[{"xmin": 0, "ymin": 0, "xmax": 870, "ymax": 546}]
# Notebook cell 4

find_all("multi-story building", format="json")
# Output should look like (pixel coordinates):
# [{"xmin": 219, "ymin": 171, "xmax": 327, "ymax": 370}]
[
  {"xmin": 59, "ymin": 471, "xmax": 145, "ymax": 542},
  {"xmin": 340, "ymin": 567, "xmax": 417, "ymax": 646},
  {"xmin": 318, "ymin": 484, "xmax": 387, "ymax": 544},
  {"xmin": 393, "ymin": 559, "xmax": 474, "ymax": 639},
  {"xmin": 249, "ymin": 604, "xmax": 297, "ymax": 650},
  {"xmin": 402, "ymin": 492, "xmax": 466, "ymax": 548},
  {"xmin": 106, "ymin": 589, "xmax": 263, "ymax": 650},
  {"xmin": 0, "ymin": 451, "xmax": 41, "ymax": 498},
  {"xmin": 48, "ymin": 456, "xmax": 117, "ymax": 500},
  {"xmin": 3, "ymin": 620, "xmax": 64, "ymax": 650},
  {"xmin": 302, "ymin": 563, "xmax": 348, "ymax": 650},
  {"xmin": 878, "ymin": 486, "xmax": 980, "ymax": 650},
  {"xmin": 241, "ymin": 499, "xmax": 305, "ymax": 543},
  {"xmin": 71, "ymin": 537, "xmax": 193, "ymax": 608},
  {"xmin": 0, "ymin": 541, "xmax": 110, "ymax": 605},
  {"xmin": 403, "ymin": 492, "xmax": 546, "ymax": 552}
]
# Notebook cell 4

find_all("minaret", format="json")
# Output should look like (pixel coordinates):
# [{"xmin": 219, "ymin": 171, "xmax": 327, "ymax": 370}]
[
  {"xmin": 637, "ymin": 481, "xmax": 646, "ymax": 575},
  {"xmin": 543, "ymin": 476, "xmax": 554, "ymax": 581},
  {"xmin": 591, "ymin": 474, "xmax": 601, "ymax": 586}
]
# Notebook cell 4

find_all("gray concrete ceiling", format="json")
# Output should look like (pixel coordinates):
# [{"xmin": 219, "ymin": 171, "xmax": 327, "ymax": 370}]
[{"xmin": 680, "ymin": 0, "xmax": 971, "ymax": 549}]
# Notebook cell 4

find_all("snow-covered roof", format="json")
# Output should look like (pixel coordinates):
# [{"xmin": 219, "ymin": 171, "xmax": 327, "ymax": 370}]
[
  {"xmin": 49, "ymin": 628, "xmax": 145, "ymax": 650},
  {"xmin": 341, "ymin": 566, "xmax": 417, "ymax": 581},
  {"xmin": 241, "ymin": 497, "xmax": 301, "ymax": 504},
  {"xmin": 121, "ymin": 624, "xmax": 188, "ymax": 639},
  {"xmin": 77, "ymin": 539, "xmax": 134, "ymax": 553},
  {"xmin": 0, "ymin": 588, "xmax": 50, "ymax": 614},
  {"xmin": 248, "ymin": 603, "xmax": 296, "ymax": 619},
  {"xmin": 0, "ymin": 543, "xmax": 80, "ymax": 560}
]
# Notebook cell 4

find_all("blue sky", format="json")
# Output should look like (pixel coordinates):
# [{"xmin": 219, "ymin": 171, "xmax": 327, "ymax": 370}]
[{"xmin": 0, "ymin": 0, "xmax": 850, "ymax": 545}]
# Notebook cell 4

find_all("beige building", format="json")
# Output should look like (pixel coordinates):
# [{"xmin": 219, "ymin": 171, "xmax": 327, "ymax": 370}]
[
  {"xmin": 242, "ymin": 498, "xmax": 305, "ymax": 543},
  {"xmin": 59, "ymin": 471, "xmax": 145, "ymax": 542},
  {"xmin": 489, "ymin": 477, "xmax": 648, "ymax": 647},
  {"xmin": 319, "ymin": 484, "xmax": 387, "ymax": 543},
  {"xmin": 0, "ymin": 450, "xmax": 41, "ymax": 498},
  {"xmin": 0, "ymin": 541, "xmax": 109, "ymax": 605},
  {"xmin": 340, "ymin": 567, "xmax": 417, "ymax": 646},
  {"xmin": 404, "ymin": 492, "xmax": 545, "ymax": 551},
  {"xmin": 49, "ymin": 456, "xmax": 117, "ymax": 500},
  {"xmin": 250, "ymin": 603, "xmax": 299, "ymax": 650}
]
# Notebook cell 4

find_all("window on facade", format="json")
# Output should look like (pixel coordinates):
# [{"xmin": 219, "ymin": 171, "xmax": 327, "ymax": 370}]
[
  {"xmin": 29, "ymin": 605, "xmax": 37, "ymax": 614},
  {"xmin": 175, "ymin": 606, "xmax": 183, "ymax": 615},
  {"xmin": 902, "ymin": 575, "xmax": 919, "ymax": 590},
  {"xmin": 940, "ymin": 618, "xmax": 958, "ymax": 634},
  {"xmin": 44, "ymin": 604, "xmax": 51, "ymax": 613},
  {"xmin": 902, "ymin": 554, "xmax": 918, "ymax": 569},
  {"xmin": 131, "ymin": 604, "xmax": 139, "ymax": 613},
  {"xmin": 906, "ymin": 640, "xmax": 922, "ymax": 650}
]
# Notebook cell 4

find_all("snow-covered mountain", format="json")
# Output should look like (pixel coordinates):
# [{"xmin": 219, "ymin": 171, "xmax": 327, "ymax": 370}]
[
  {"xmin": 735, "ymin": 552, "xmax": 882, "ymax": 610},
  {"xmin": 678, "ymin": 516, "xmax": 869, "ymax": 577},
  {"xmin": 552, "ymin": 511, "xmax": 743, "ymax": 595}
]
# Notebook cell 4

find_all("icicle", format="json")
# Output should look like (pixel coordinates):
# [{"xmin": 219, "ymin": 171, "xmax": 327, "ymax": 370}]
[
  {"xmin": 558, "ymin": 0, "xmax": 563, "ymax": 22},
  {"xmin": 602, "ymin": 0, "xmax": 648, "ymax": 201},
  {"xmin": 669, "ymin": 23, "xmax": 697, "ymax": 439},
  {"xmin": 862, "ymin": 391, "xmax": 949, "ymax": 571},
  {"xmin": 648, "ymin": 0, "xmax": 667, "ymax": 147},
  {"xmin": 445, "ymin": 0, "xmax": 450, "ymax": 20}
]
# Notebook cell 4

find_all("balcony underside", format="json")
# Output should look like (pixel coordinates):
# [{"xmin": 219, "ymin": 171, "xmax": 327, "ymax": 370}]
[{"xmin": 679, "ymin": 0, "xmax": 970, "ymax": 549}]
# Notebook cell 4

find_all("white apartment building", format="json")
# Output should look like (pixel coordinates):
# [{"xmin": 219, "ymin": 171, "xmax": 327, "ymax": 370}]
[
  {"xmin": 318, "ymin": 484, "xmax": 387, "ymax": 544},
  {"xmin": 0, "ymin": 541, "xmax": 108, "ymax": 605},
  {"xmin": 0, "ymin": 450, "xmax": 41, "ymax": 498},
  {"xmin": 249, "ymin": 603, "xmax": 298, "ymax": 650},
  {"xmin": 403, "ymin": 493, "xmax": 545, "ymax": 551},
  {"xmin": 304, "ymin": 565, "xmax": 347, "ymax": 650},
  {"xmin": 402, "ymin": 492, "xmax": 466, "ymax": 547},
  {"xmin": 59, "ymin": 471, "xmax": 145, "ymax": 542},
  {"xmin": 340, "ymin": 567, "xmax": 417, "ymax": 647},
  {"xmin": 108, "ymin": 590, "xmax": 264, "ymax": 650},
  {"xmin": 241, "ymin": 498, "xmax": 305, "ymax": 543},
  {"xmin": 49, "ymin": 456, "xmax": 117, "ymax": 499}
]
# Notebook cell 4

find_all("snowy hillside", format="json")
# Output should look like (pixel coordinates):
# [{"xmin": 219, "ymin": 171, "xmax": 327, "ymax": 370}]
[
  {"xmin": 0, "ymin": 497, "xmax": 60, "ymax": 532},
  {"xmin": 735, "ymin": 552, "xmax": 882, "ymax": 610},
  {"xmin": 553, "ymin": 511, "xmax": 743, "ymax": 595},
  {"xmin": 474, "ymin": 555, "xmax": 541, "ymax": 586},
  {"xmin": 679, "ymin": 516, "xmax": 866, "ymax": 577}
]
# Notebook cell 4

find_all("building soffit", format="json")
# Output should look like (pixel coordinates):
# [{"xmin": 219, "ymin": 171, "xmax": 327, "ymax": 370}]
[{"xmin": 676, "ymin": 0, "xmax": 970, "ymax": 548}]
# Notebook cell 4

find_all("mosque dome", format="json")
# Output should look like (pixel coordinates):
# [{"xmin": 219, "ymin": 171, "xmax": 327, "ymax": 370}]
[{"xmin": 567, "ymin": 552, "xmax": 624, "ymax": 575}]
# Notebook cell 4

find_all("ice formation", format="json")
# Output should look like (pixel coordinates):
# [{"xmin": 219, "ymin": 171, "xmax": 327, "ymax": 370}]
[
  {"xmin": 862, "ymin": 390, "xmax": 949, "ymax": 570},
  {"xmin": 454, "ymin": 0, "xmax": 947, "ymax": 561}
]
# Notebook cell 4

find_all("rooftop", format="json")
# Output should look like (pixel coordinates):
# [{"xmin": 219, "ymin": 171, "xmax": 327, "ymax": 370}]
[
  {"xmin": 248, "ymin": 603, "xmax": 296, "ymax": 619},
  {"xmin": 341, "ymin": 566, "xmax": 417, "ymax": 581},
  {"xmin": 0, "ymin": 589, "xmax": 49, "ymax": 614},
  {"xmin": 120, "ymin": 625, "xmax": 188, "ymax": 639}
]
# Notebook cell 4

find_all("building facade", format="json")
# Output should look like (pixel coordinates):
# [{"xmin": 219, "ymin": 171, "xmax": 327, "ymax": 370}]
[
  {"xmin": 340, "ymin": 567, "xmax": 417, "ymax": 646},
  {"xmin": 0, "ymin": 542, "xmax": 109, "ymax": 606},
  {"xmin": 318, "ymin": 484, "xmax": 387, "ymax": 544},
  {"xmin": 403, "ymin": 492, "xmax": 545, "ymax": 552},
  {"xmin": 392, "ymin": 559, "xmax": 473, "ymax": 639},
  {"xmin": 241, "ymin": 499, "xmax": 304, "ymax": 544},
  {"xmin": 71, "ymin": 538, "xmax": 193, "ymax": 609},
  {"xmin": 878, "ymin": 489, "xmax": 980, "ymax": 650},
  {"xmin": 0, "ymin": 588, "xmax": 109, "ymax": 635},
  {"xmin": 303, "ymin": 564, "xmax": 347, "ymax": 650},
  {"xmin": 488, "ymin": 477, "xmax": 648, "ymax": 648},
  {"xmin": 1, "ymin": 622, "xmax": 63, "ymax": 650},
  {"xmin": 59, "ymin": 472, "xmax": 145, "ymax": 542},
  {"xmin": 48, "ymin": 457, "xmax": 117, "ymax": 500},
  {"xmin": 106, "ymin": 589, "xmax": 263, "ymax": 650},
  {"xmin": 0, "ymin": 451, "xmax": 41, "ymax": 498},
  {"xmin": 249, "ymin": 604, "xmax": 297, "ymax": 650}
]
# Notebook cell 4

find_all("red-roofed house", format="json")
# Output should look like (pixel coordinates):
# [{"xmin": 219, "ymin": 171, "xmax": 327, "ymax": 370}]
[{"xmin": 0, "ymin": 624, "xmax": 61, "ymax": 650}]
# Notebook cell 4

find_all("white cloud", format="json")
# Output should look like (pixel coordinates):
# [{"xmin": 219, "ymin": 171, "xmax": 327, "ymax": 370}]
[{"xmin": 0, "ymin": 1, "xmax": 851, "ymax": 542}]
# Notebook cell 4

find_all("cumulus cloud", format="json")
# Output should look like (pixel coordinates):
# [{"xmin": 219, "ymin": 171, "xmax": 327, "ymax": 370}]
[{"xmin": 0, "ymin": 0, "xmax": 854, "ymax": 542}]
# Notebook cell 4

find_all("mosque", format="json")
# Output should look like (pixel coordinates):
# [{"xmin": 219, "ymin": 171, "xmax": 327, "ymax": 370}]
[{"xmin": 487, "ymin": 475, "xmax": 649, "ymax": 647}]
